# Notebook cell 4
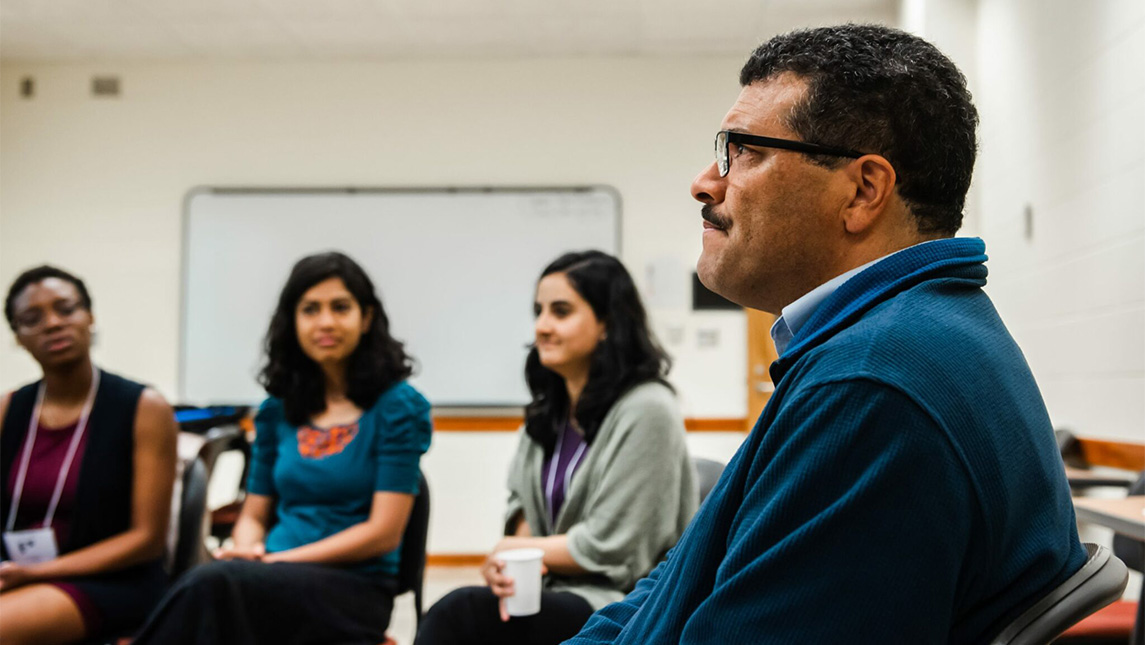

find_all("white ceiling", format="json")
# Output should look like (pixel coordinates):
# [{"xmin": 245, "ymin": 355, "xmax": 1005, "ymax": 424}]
[{"xmin": 0, "ymin": 0, "xmax": 897, "ymax": 63}]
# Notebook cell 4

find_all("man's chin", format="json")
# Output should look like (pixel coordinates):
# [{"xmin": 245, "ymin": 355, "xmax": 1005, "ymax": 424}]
[
  {"xmin": 695, "ymin": 259, "xmax": 726, "ymax": 296},
  {"xmin": 698, "ymin": 259, "xmax": 756, "ymax": 309}
]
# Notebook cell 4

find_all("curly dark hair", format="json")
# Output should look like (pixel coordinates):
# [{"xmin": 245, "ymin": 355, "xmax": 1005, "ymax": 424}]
[
  {"xmin": 740, "ymin": 23, "xmax": 978, "ymax": 235},
  {"xmin": 259, "ymin": 251, "xmax": 414, "ymax": 426},
  {"xmin": 5, "ymin": 265, "xmax": 93, "ymax": 332},
  {"xmin": 524, "ymin": 250, "xmax": 672, "ymax": 454}
]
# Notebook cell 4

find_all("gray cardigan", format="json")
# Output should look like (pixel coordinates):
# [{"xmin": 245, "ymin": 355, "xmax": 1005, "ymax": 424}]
[{"xmin": 504, "ymin": 381, "xmax": 698, "ymax": 610}]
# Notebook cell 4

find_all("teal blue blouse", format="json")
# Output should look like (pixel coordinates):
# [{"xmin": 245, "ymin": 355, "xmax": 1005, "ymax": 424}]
[{"xmin": 247, "ymin": 381, "xmax": 432, "ymax": 576}]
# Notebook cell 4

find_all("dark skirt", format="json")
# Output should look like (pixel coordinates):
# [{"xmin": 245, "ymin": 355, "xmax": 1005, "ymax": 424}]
[
  {"xmin": 49, "ymin": 559, "xmax": 168, "ymax": 638},
  {"xmin": 132, "ymin": 560, "xmax": 398, "ymax": 645}
]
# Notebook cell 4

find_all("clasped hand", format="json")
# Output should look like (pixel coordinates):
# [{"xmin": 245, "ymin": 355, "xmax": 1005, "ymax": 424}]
[
  {"xmin": 0, "ymin": 561, "xmax": 33, "ymax": 592},
  {"xmin": 212, "ymin": 543, "xmax": 266, "ymax": 561}
]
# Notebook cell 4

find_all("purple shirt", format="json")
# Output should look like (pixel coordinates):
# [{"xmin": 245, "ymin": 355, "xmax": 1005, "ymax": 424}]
[
  {"xmin": 542, "ymin": 422, "xmax": 588, "ymax": 526},
  {"xmin": 6, "ymin": 419, "xmax": 87, "ymax": 547}
]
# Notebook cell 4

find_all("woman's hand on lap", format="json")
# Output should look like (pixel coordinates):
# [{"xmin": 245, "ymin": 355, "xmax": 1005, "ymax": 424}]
[
  {"xmin": 212, "ymin": 543, "xmax": 265, "ymax": 561},
  {"xmin": 0, "ymin": 561, "xmax": 33, "ymax": 591}
]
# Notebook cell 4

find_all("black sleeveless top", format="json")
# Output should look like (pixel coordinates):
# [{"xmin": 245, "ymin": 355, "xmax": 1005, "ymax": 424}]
[{"xmin": 1, "ymin": 369, "xmax": 145, "ymax": 558}]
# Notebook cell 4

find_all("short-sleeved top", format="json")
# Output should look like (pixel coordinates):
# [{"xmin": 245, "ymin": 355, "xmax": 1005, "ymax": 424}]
[{"xmin": 246, "ymin": 381, "xmax": 432, "ymax": 576}]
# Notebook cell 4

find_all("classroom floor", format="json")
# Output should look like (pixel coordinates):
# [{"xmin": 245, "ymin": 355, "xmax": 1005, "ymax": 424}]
[
  {"xmin": 383, "ymin": 560, "xmax": 1144, "ymax": 645},
  {"xmin": 389, "ymin": 565, "xmax": 483, "ymax": 645}
]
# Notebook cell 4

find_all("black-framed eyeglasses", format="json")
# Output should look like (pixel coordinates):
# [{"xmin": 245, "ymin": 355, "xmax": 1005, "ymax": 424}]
[{"xmin": 715, "ymin": 130, "xmax": 865, "ymax": 177}]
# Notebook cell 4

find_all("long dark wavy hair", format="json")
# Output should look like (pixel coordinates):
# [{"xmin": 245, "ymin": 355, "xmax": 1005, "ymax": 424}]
[
  {"xmin": 259, "ymin": 251, "xmax": 414, "ymax": 426},
  {"xmin": 524, "ymin": 250, "xmax": 672, "ymax": 455}
]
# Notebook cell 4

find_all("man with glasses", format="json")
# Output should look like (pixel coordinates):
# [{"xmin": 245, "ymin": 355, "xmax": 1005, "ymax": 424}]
[{"xmin": 566, "ymin": 24, "xmax": 1086, "ymax": 644}]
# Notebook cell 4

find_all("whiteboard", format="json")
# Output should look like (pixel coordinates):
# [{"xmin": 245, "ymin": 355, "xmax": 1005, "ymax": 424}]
[{"xmin": 181, "ymin": 187, "xmax": 620, "ymax": 407}]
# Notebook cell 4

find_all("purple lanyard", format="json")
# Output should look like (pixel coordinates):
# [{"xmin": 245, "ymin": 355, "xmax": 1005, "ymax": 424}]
[
  {"xmin": 5, "ymin": 365, "xmax": 100, "ymax": 532},
  {"xmin": 544, "ymin": 426, "xmax": 587, "ymax": 526}
]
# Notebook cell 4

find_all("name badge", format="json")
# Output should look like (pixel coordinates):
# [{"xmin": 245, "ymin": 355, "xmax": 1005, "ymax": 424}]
[{"xmin": 3, "ymin": 527, "xmax": 59, "ymax": 565}]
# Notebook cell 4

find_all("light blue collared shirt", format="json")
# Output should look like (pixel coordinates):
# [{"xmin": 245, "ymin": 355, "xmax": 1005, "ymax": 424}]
[{"xmin": 769, "ymin": 241, "xmax": 943, "ymax": 356}]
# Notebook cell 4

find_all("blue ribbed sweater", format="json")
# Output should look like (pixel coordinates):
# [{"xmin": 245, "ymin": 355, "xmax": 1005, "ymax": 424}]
[{"xmin": 567, "ymin": 238, "xmax": 1085, "ymax": 644}]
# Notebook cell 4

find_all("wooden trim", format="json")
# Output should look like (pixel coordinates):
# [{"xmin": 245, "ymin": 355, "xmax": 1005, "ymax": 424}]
[
  {"xmin": 684, "ymin": 418, "xmax": 750, "ymax": 432},
  {"xmin": 1077, "ymin": 438, "xmax": 1145, "ymax": 472},
  {"xmin": 431, "ymin": 416, "xmax": 750, "ymax": 433},
  {"xmin": 433, "ymin": 416, "xmax": 521, "ymax": 431},
  {"xmin": 427, "ymin": 554, "xmax": 487, "ymax": 567}
]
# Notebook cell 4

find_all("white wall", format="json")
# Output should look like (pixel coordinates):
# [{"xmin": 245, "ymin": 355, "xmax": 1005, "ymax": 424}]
[
  {"xmin": 0, "ymin": 56, "xmax": 754, "ymax": 553},
  {"xmin": 900, "ymin": 0, "xmax": 982, "ymax": 236},
  {"xmin": 0, "ymin": 57, "xmax": 749, "ymax": 418},
  {"xmin": 4, "ymin": 2, "xmax": 1142, "ymax": 555},
  {"xmin": 975, "ymin": 0, "xmax": 1145, "ymax": 443}
]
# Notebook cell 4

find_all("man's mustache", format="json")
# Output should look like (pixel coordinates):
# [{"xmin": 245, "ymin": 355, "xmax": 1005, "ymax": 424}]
[{"xmin": 702, "ymin": 205, "xmax": 731, "ymax": 230}]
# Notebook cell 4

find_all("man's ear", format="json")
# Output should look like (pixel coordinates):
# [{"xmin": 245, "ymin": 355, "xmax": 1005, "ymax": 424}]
[{"xmin": 840, "ymin": 155, "xmax": 897, "ymax": 234}]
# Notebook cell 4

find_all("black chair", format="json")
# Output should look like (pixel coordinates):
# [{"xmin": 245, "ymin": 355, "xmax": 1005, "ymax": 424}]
[
  {"xmin": 170, "ymin": 456, "xmax": 211, "ymax": 578},
  {"xmin": 1112, "ymin": 471, "xmax": 1145, "ymax": 579},
  {"xmin": 196, "ymin": 425, "xmax": 249, "ymax": 479},
  {"xmin": 397, "ymin": 471, "xmax": 431, "ymax": 631},
  {"xmin": 1057, "ymin": 428, "xmax": 1087, "ymax": 469},
  {"xmin": 692, "ymin": 457, "xmax": 726, "ymax": 505},
  {"xmin": 89, "ymin": 457, "xmax": 211, "ymax": 645},
  {"xmin": 175, "ymin": 424, "xmax": 251, "ymax": 544},
  {"xmin": 989, "ymin": 543, "xmax": 1129, "ymax": 645},
  {"xmin": 1056, "ymin": 470, "xmax": 1144, "ymax": 644},
  {"xmin": 1109, "ymin": 472, "xmax": 1145, "ymax": 645},
  {"xmin": 173, "ymin": 405, "xmax": 252, "ymax": 497}
]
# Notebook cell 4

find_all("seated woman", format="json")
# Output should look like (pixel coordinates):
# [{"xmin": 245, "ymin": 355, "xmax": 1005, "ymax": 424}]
[
  {"xmin": 134, "ymin": 251, "xmax": 432, "ymax": 645},
  {"xmin": 0, "ymin": 265, "xmax": 178, "ymax": 645},
  {"xmin": 417, "ymin": 250, "xmax": 698, "ymax": 645}
]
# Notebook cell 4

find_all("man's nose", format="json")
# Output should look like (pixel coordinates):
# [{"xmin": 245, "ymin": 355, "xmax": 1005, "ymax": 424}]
[{"xmin": 691, "ymin": 161, "xmax": 726, "ymax": 205}]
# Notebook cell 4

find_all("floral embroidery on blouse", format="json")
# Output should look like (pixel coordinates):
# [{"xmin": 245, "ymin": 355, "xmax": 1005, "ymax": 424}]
[{"xmin": 296, "ymin": 423, "xmax": 359, "ymax": 459}]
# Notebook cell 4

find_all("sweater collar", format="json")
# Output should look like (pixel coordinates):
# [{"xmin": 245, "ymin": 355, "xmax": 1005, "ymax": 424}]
[
  {"xmin": 769, "ymin": 236, "xmax": 989, "ymax": 384},
  {"xmin": 771, "ymin": 255, "xmax": 882, "ymax": 356}
]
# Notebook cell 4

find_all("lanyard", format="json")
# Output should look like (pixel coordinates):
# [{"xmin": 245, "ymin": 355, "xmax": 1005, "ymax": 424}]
[
  {"xmin": 5, "ymin": 365, "xmax": 100, "ymax": 533},
  {"xmin": 544, "ymin": 424, "xmax": 587, "ymax": 526}
]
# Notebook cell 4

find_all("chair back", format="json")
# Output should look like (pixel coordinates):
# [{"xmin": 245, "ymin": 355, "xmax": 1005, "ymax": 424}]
[
  {"xmin": 1112, "ymin": 471, "xmax": 1145, "ymax": 573},
  {"xmin": 693, "ymin": 457, "xmax": 726, "ymax": 505},
  {"xmin": 990, "ymin": 543, "xmax": 1129, "ymax": 645},
  {"xmin": 170, "ymin": 456, "xmax": 210, "ymax": 578},
  {"xmin": 397, "ymin": 471, "xmax": 431, "ymax": 628},
  {"xmin": 1056, "ymin": 428, "xmax": 1086, "ymax": 468},
  {"xmin": 196, "ymin": 425, "xmax": 249, "ymax": 479}
]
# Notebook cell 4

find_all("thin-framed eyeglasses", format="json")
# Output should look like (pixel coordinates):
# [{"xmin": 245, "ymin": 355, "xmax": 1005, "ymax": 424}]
[
  {"xmin": 11, "ymin": 299, "xmax": 85, "ymax": 333},
  {"xmin": 715, "ymin": 130, "xmax": 865, "ymax": 177}
]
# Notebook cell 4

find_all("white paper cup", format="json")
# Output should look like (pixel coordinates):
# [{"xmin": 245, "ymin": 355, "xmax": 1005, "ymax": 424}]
[{"xmin": 497, "ymin": 547, "xmax": 544, "ymax": 617}]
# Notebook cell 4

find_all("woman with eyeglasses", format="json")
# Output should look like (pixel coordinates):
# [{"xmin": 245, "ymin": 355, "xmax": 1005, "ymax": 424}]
[
  {"xmin": 133, "ymin": 251, "xmax": 431, "ymax": 645},
  {"xmin": 0, "ymin": 265, "xmax": 178, "ymax": 645},
  {"xmin": 416, "ymin": 250, "xmax": 698, "ymax": 645}
]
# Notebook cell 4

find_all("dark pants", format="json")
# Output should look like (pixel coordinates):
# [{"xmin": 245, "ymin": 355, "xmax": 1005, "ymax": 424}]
[
  {"xmin": 132, "ymin": 560, "xmax": 396, "ymax": 645},
  {"xmin": 415, "ymin": 585, "xmax": 594, "ymax": 645}
]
